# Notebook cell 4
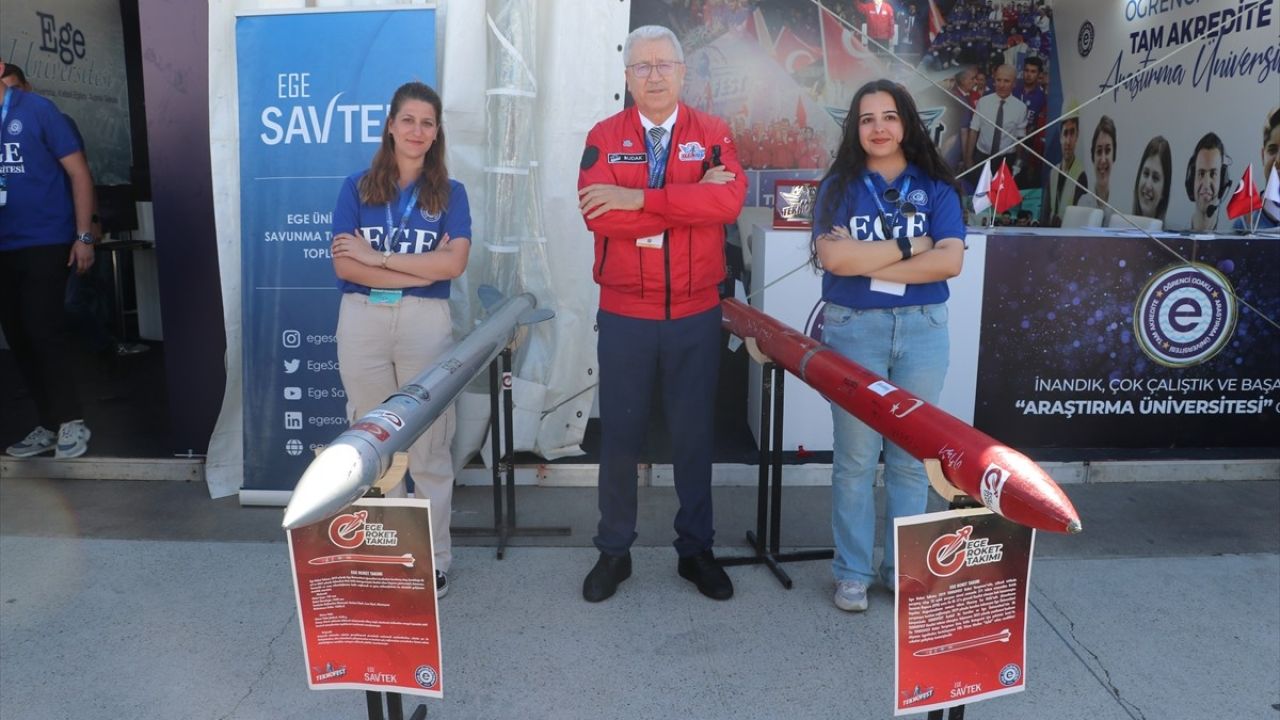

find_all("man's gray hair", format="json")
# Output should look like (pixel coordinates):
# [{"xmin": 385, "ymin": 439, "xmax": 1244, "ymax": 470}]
[{"xmin": 623, "ymin": 25, "xmax": 684, "ymax": 64}]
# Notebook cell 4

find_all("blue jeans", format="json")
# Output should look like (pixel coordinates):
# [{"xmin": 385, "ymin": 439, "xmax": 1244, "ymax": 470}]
[{"xmin": 821, "ymin": 302, "xmax": 949, "ymax": 584}]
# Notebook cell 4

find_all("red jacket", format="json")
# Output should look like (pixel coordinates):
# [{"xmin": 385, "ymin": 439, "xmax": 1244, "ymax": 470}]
[
  {"xmin": 859, "ymin": 1, "xmax": 895, "ymax": 41},
  {"xmin": 578, "ymin": 104, "xmax": 747, "ymax": 320}
]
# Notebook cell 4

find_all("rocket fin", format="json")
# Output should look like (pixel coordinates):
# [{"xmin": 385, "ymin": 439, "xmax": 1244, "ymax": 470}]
[
  {"xmin": 517, "ymin": 308, "xmax": 555, "ymax": 326},
  {"xmin": 477, "ymin": 285, "xmax": 503, "ymax": 312}
]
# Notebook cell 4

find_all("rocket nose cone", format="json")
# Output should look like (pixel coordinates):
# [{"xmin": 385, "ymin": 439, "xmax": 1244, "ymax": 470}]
[{"xmin": 282, "ymin": 444, "xmax": 368, "ymax": 530}]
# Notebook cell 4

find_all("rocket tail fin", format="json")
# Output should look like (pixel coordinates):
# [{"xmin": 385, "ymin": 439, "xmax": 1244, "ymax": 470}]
[{"xmin": 517, "ymin": 308, "xmax": 555, "ymax": 325}]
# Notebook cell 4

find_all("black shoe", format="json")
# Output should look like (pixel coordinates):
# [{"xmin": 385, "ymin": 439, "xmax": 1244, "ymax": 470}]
[
  {"xmin": 677, "ymin": 549, "xmax": 734, "ymax": 600},
  {"xmin": 435, "ymin": 570, "xmax": 448, "ymax": 599},
  {"xmin": 583, "ymin": 551, "xmax": 631, "ymax": 602}
]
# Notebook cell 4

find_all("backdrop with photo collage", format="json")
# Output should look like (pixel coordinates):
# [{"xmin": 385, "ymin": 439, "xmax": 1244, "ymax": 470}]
[{"xmin": 627, "ymin": 0, "xmax": 1062, "ymax": 218}]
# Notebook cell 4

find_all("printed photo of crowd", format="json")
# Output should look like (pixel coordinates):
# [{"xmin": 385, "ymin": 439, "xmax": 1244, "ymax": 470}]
[{"xmin": 631, "ymin": 0, "xmax": 1059, "ymax": 218}]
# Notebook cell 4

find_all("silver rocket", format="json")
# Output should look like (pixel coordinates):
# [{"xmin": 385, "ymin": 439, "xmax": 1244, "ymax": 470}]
[{"xmin": 281, "ymin": 286, "xmax": 553, "ymax": 529}]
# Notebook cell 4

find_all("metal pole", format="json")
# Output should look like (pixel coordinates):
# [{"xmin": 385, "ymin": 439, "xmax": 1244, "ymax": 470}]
[
  {"xmin": 488, "ymin": 358, "xmax": 503, "ymax": 532},
  {"xmin": 502, "ymin": 349, "xmax": 516, "ymax": 529},
  {"xmin": 386, "ymin": 692, "xmax": 404, "ymax": 720},
  {"xmin": 753, "ymin": 363, "xmax": 773, "ymax": 553},
  {"xmin": 768, "ymin": 366, "xmax": 785, "ymax": 556}
]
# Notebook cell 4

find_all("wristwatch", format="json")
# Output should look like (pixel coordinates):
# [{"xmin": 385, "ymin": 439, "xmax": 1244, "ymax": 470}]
[
  {"xmin": 76, "ymin": 232, "xmax": 95, "ymax": 245},
  {"xmin": 896, "ymin": 235, "xmax": 913, "ymax": 261}
]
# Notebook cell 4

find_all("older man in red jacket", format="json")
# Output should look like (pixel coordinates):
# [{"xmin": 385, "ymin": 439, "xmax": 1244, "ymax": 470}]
[{"xmin": 577, "ymin": 24, "xmax": 747, "ymax": 603}]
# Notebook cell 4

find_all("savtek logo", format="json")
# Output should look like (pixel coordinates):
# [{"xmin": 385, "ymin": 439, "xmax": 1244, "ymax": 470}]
[{"xmin": 259, "ymin": 73, "xmax": 389, "ymax": 145}]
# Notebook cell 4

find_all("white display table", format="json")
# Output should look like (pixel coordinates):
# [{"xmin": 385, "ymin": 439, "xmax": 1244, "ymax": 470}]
[{"xmin": 743, "ymin": 220, "xmax": 987, "ymax": 453}]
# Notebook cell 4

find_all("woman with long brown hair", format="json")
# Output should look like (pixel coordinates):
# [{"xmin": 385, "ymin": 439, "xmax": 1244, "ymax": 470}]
[
  {"xmin": 329, "ymin": 81, "xmax": 470, "ymax": 598},
  {"xmin": 811, "ymin": 79, "xmax": 965, "ymax": 613}
]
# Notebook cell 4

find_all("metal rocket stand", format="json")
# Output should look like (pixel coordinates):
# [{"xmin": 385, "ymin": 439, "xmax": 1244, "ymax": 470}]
[
  {"xmin": 453, "ymin": 348, "xmax": 569, "ymax": 559},
  {"xmin": 924, "ymin": 459, "xmax": 982, "ymax": 720},
  {"xmin": 363, "ymin": 691, "xmax": 425, "ymax": 720},
  {"xmin": 359, "ymin": 457, "xmax": 429, "ymax": 720},
  {"xmin": 719, "ymin": 340, "xmax": 833, "ymax": 588}
]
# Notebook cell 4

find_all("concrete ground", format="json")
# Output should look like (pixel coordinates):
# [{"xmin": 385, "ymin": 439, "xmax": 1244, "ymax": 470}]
[{"xmin": 1, "ymin": 478, "xmax": 1277, "ymax": 720}]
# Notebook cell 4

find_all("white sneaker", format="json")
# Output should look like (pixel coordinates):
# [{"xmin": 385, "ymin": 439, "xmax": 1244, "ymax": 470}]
[
  {"xmin": 435, "ymin": 570, "xmax": 448, "ymax": 599},
  {"xmin": 54, "ymin": 420, "xmax": 91, "ymax": 459},
  {"xmin": 834, "ymin": 580, "xmax": 868, "ymax": 612},
  {"xmin": 6, "ymin": 427, "xmax": 56, "ymax": 457}
]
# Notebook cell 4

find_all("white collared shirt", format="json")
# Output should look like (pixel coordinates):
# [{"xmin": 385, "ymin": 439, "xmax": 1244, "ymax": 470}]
[
  {"xmin": 638, "ymin": 106, "xmax": 679, "ymax": 140},
  {"xmin": 969, "ymin": 92, "xmax": 1028, "ymax": 156}
]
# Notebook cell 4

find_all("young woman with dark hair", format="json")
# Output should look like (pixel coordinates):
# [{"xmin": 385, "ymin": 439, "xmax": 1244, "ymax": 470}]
[
  {"xmin": 811, "ymin": 79, "xmax": 966, "ymax": 612},
  {"xmin": 1133, "ymin": 135, "xmax": 1172, "ymax": 222},
  {"xmin": 329, "ymin": 81, "xmax": 471, "ymax": 599},
  {"xmin": 1079, "ymin": 115, "xmax": 1116, "ymax": 224}
]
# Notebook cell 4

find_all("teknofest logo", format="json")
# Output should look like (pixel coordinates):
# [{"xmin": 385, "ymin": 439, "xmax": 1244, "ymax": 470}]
[{"xmin": 1133, "ymin": 264, "xmax": 1237, "ymax": 368}]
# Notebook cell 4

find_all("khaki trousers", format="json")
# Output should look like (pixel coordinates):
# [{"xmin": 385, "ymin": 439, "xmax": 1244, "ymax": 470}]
[{"xmin": 336, "ymin": 293, "xmax": 456, "ymax": 572}]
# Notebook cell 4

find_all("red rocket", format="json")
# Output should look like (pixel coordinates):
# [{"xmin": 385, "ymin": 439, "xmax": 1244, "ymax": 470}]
[{"xmin": 722, "ymin": 299, "xmax": 1081, "ymax": 534}]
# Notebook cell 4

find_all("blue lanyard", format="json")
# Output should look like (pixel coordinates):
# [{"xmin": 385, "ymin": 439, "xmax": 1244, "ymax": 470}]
[
  {"xmin": 863, "ymin": 175, "xmax": 911, "ymax": 235},
  {"xmin": 0, "ymin": 90, "xmax": 11, "ymax": 144},
  {"xmin": 383, "ymin": 185, "xmax": 421, "ymax": 252}
]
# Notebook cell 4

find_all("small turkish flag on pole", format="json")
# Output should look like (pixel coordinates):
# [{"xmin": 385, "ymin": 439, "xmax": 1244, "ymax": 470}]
[
  {"xmin": 1225, "ymin": 164, "xmax": 1262, "ymax": 220},
  {"xmin": 992, "ymin": 159, "xmax": 1022, "ymax": 214}
]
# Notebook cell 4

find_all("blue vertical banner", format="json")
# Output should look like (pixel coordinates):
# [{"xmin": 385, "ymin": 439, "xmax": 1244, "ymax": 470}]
[{"xmin": 236, "ymin": 8, "xmax": 436, "ymax": 491}]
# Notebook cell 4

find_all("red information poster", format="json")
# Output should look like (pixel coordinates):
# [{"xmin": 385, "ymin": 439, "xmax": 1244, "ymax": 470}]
[
  {"xmin": 287, "ymin": 498, "xmax": 442, "ymax": 698},
  {"xmin": 893, "ymin": 508, "xmax": 1034, "ymax": 716}
]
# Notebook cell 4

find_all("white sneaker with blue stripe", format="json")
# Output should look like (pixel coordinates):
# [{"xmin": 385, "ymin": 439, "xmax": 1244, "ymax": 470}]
[
  {"xmin": 54, "ymin": 420, "xmax": 91, "ymax": 460},
  {"xmin": 6, "ymin": 427, "xmax": 57, "ymax": 458}
]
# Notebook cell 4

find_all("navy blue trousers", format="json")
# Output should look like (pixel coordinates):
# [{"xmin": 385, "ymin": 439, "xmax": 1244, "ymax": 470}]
[{"xmin": 594, "ymin": 306, "xmax": 721, "ymax": 558}]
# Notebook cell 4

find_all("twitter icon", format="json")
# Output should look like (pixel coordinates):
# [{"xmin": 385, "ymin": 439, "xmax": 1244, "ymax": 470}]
[{"xmin": 284, "ymin": 359, "xmax": 300, "ymax": 374}]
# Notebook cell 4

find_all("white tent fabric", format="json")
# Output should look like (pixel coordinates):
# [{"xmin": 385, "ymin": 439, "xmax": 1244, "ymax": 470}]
[{"xmin": 205, "ymin": 0, "xmax": 629, "ymax": 497}]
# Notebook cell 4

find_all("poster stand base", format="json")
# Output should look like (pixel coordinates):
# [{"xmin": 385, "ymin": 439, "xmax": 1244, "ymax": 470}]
[
  {"xmin": 718, "ymin": 358, "xmax": 833, "ymax": 588},
  {"xmin": 925, "ymin": 465, "xmax": 984, "ymax": 720},
  {"xmin": 453, "ymin": 349, "xmax": 570, "ymax": 559},
  {"xmin": 364, "ymin": 690, "xmax": 427, "ymax": 720}
]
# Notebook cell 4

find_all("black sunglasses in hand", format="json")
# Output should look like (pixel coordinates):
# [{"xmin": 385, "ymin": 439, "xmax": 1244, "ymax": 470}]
[{"xmin": 883, "ymin": 187, "xmax": 917, "ymax": 216}]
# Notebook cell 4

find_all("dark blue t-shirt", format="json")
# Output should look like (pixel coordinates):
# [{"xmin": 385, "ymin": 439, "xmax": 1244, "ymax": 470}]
[
  {"xmin": 0, "ymin": 88, "xmax": 84, "ymax": 251},
  {"xmin": 1012, "ymin": 84, "xmax": 1046, "ymax": 130},
  {"xmin": 330, "ymin": 171, "xmax": 471, "ymax": 299},
  {"xmin": 813, "ymin": 163, "xmax": 965, "ymax": 309}
]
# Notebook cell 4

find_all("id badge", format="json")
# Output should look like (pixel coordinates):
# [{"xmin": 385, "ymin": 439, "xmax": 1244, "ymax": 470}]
[
  {"xmin": 368, "ymin": 289, "xmax": 403, "ymax": 305},
  {"xmin": 636, "ymin": 233, "xmax": 664, "ymax": 249}
]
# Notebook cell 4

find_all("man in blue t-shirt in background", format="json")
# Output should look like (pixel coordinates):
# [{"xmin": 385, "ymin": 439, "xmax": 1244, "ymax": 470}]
[{"xmin": 0, "ymin": 56, "xmax": 98, "ymax": 459}]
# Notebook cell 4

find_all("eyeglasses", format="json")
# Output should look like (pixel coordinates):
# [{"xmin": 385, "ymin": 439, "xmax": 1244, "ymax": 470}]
[{"xmin": 628, "ymin": 61, "xmax": 683, "ymax": 78}]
